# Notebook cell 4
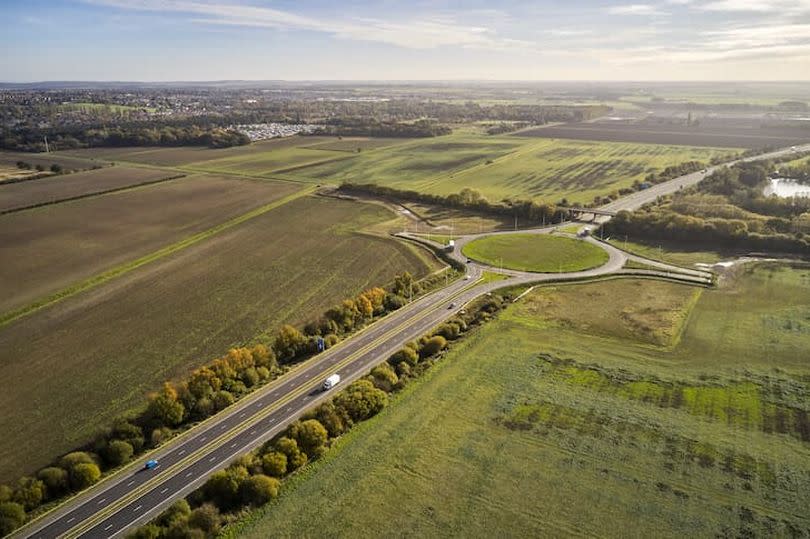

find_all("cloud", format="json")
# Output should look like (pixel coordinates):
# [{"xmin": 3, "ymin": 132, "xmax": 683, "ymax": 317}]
[
  {"xmin": 700, "ymin": 0, "xmax": 810, "ymax": 12},
  {"xmin": 607, "ymin": 4, "xmax": 667, "ymax": 15},
  {"xmin": 84, "ymin": 0, "xmax": 531, "ymax": 51}
]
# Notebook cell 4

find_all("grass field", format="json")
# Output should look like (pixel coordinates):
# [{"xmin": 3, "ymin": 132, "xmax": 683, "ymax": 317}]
[
  {"xmin": 607, "ymin": 238, "xmax": 735, "ymax": 267},
  {"xmin": 187, "ymin": 145, "xmax": 349, "ymax": 176},
  {"xmin": 0, "ymin": 175, "xmax": 299, "ymax": 315},
  {"xmin": 0, "ymin": 166, "xmax": 177, "ymax": 212},
  {"xmin": 284, "ymin": 134, "xmax": 736, "ymax": 204},
  {"xmin": 281, "ymin": 134, "xmax": 524, "ymax": 186},
  {"xmin": 462, "ymin": 233, "xmax": 609, "ymax": 272},
  {"xmin": 0, "ymin": 196, "xmax": 441, "ymax": 481},
  {"xmin": 303, "ymin": 138, "xmax": 410, "ymax": 152},
  {"xmin": 422, "ymin": 138, "xmax": 736, "ymax": 204},
  {"xmin": 233, "ymin": 266, "xmax": 810, "ymax": 538}
]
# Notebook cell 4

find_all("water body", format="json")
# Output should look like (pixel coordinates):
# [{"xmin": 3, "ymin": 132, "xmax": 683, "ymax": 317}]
[{"xmin": 763, "ymin": 178, "xmax": 810, "ymax": 198}]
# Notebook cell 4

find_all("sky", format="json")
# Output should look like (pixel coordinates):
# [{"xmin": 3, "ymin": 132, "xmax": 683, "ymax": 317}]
[{"xmin": 1, "ymin": 0, "xmax": 809, "ymax": 81}]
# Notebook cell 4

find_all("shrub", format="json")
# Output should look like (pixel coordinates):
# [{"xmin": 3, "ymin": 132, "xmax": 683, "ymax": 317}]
[
  {"xmin": 212, "ymin": 390, "xmax": 235, "ymax": 411},
  {"xmin": 334, "ymin": 380, "xmax": 388, "ymax": 422},
  {"xmin": 261, "ymin": 451, "xmax": 287, "ymax": 478},
  {"xmin": 69, "ymin": 463, "xmax": 101, "ymax": 490},
  {"xmin": 147, "ymin": 383, "xmax": 186, "ymax": 427},
  {"xmin": 202, "ymin": 471, "xmax": 240, "ymax": 510},
  {"xmin": 37, "ymin": 467, "xmax": 69, "ymax": 498},
  {"xmin": 13, "ymin": 477, "xmax": 45, "ymax": 511},
  {"xmin": 187, "ymin": 503, "xmax": 221, "ymax": 534},
  {"xmin": 389, "ymin": 346, "xmax": 419, "ymax": 367},
  {"xmin": 239, "ymin": 474, "xmax": 280, "ymax": 506},
  {"xmin": 110, "ymin": 419, "xmax": 145, "ymax": 452},
  {"xmin": 0, "ymin": 502, "xmax": 26, "ymax": 536},
  {"xmin": 369, "ymin": 363, "xmax": 399, "ymax": 392},
  {"xmin": 103, "ymin": 439, "xmax": 135, "ymax": 467},
  {"xmin": 157, "ymin": 499, "xmax": 191, "ymax": 528},
  {"xmin": 420, "ymin": 335, "xmax": 447, "ymax": 358},
  {"xmin": 274, "ymin": 437, "xmax": 307, "ymax": 471},
  {"xmin": 128, "ymin": 524, "xmax": 161, "ymax": 539},
  {"xmin": 59, "ymin": 451, "xmax": 96, "ymax": 470},
  {"xmin": 309, "ymin": 401, "xmax": 350, "ymax": 438},
  {"xmin": 289, "ymin": 420, "xmax": 328, "ymax": 458}
]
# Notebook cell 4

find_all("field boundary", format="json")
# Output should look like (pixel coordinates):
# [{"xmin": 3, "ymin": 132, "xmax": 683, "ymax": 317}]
[
  {"xmin": 0, "ymin": 186, "xmax": 314, "ymax": 329},
  {"xmin": 0, "ymin": 173, "xmax": 186, "ymax": 215}
]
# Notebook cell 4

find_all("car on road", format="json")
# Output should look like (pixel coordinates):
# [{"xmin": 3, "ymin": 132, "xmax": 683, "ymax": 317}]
[
  {"xmin": 464, "ymin": 275, "xmax": 471, "ymax": 280},
  {"xmin": 448, "ymin": 302, "xmax": 456, "ymax": 309},
  {"xmin": 144, "ymin": 459, "xmax": 158, "ymax": 470}
]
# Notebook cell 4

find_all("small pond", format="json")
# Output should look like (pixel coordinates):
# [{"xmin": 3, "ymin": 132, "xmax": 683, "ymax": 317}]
[{"xmin": 763, "ymin": 178, "xmax": 810, "ymax": 198}]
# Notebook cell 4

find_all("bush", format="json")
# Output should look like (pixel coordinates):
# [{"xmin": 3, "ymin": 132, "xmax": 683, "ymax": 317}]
[
  {"xmin": 289, "ymin": 420, "xmax": 329, "ymax": 458},
  {"xmin": 274, "ymin": 437, "xmax": 307, "ymax": 471},
  {"xmin": 334, "ymin": 380, "xmax": 388, "ymax": 422},
  {"xmin": 128, "ymin": 524, "xmax": 161, "ymax": 539},
  {"xmin": 69, "ymin": 463, "xmax": 101, "ymax": 490},
  {"xmin": 13, "ymin": 477, "xmax": 45, "ymax": 511},
  {"xmin": 37, "ymin": 467, "xmax": 69, "ymax": 498},
  {"xmin": 389, "ymin": 346, "xmax": 419, "ymax": 367},
  {"xmin": 147, "ymin": 383, "xmax": 186, "ymax": 427},
  {"xmin": 0, "ymin": 486, "xmax": 11, "ymax": 503},
  {"xmin": 212, "ymin": 390, "xmax": 235, "ymax": 411},
  {"xmin": 261, "ymin": 451, "xmax": 287, "ymax": 478},
  {"xmin": 157, "ymin": 499, "xmax": 191, "ymax": 528},
  {"xmin": 111, "ymin": 419, "xmax": 145, "ymax": 452},
  {"xmin": 239, "ymin": 474, "xmax": 280, "ymax": 506},
  {"xmin": 369, "ymin": 363, "xmax": 399, "ymax": 392},
  {"xmin": 309, "ymin": 401, "xmax": 350, "ymax": 438},
  {"xmin": 0, "ymin": 502, "xmax": 26, "ymax": 536},
  {"xmin": 202, "ymin": 471, "xmax": 240, "ymax": 510},
  {"xmin": 59, "ymin": 451, "xmax": 96, "ymax": 470},
  {"xmin": 187, "ymin": 503, "xmax": 221, "ymax": 534},
  {"xmin": 103, "ymin": 439, "xmax": 134, "ymax": 467},
  {"xmin": 420, "ymin": 335, "xmax": 447, "ymax": 358}
]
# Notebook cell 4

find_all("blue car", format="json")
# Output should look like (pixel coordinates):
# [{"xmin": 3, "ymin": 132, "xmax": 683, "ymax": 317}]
[{"xmin": 144, "ymin": 459, "xmax": 159, "ymax": 470}]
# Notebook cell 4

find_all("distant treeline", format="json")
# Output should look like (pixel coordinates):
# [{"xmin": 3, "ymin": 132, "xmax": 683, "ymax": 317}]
[
  {"xmin": 1, "ymin": 124, "xmax": 250, "ymax": 152},
  {"xmin": 311, "ymin": 118, "xmax": 451, "ymax": 138},
  {"xmin": 337, "ymin": 183, "xmax": 568, "ymax": 225}
]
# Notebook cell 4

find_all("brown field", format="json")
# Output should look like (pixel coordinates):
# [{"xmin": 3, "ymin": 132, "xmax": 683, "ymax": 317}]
[
  {"xmin": 0, "ymin": 166, "xmax": 178, "ymax": 213},
  {"xmin": 0, "ymin": 175, "xmax": 300, "ymax": 315},
  {"xmin": 0, "ymin": 150, "xmax": 99, "ymax": 173},
  {"xmin": 518, "ymin": 119, "xmax": 810, "ymax": 148},
  {"xmin": 0, "ymin": 196, "xmax": 440, "ymax": 481},
  {"xmin": 57, "ymin": 136, "xmax": 338, "ymax": 167}
]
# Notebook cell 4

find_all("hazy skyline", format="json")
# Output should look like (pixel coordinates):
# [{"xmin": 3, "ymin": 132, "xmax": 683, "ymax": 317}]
[{"xmin": 2, "ymin": 0, "xmax": 810, "ymax": 82}]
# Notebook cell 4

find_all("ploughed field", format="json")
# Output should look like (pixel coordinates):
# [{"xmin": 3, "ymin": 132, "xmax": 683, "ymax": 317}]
[
  {"xmin": 0, "ymin": 195, "xmax": 438, "ymax": 481},
  {"xmin": 233, "ymin": 265, "xmax": 810, "ymax": 538},
  {"xmin": 518, "ymin": 118, "xmax": 810, "ymax": 149},
  {"xmin": 0, "ymin": 165, "xmax": 179, "ymax": 213},
  {"xmin": 0, "ymin": 174, "xmax": 299, "ymax": 315}
]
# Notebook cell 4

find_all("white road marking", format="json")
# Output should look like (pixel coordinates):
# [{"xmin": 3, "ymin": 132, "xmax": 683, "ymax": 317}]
[
  {"xmin": 126, "ymin": 480, "xmax": 135, "ymax": 487},
  {"xmin": 186, "ymin": 472, "xmax": 193, "ymax": 478},
  {"xmin": 250, "ymin": 430, "xmax": 256, "ymax": 435},
  {"xmin": 104, "ymin": 524, "xmax": 113, "ymax": 531},
  {"xmin": 209, "ymin": 456, "xmax": 217, "ymax": 462},
  {"xmin": 160, "ymin": 488, "xmax": 168, "ymax": 494},
  {"xmin": 220, "ymin": 424, "xmax": 227, "ymax": 429},
  {"xmin": 231, "ymin": 442, "xmax": 237, "ymax": 448},
  {"xmin": 134, "ymin": 505, "xmax": 142, "ymax": 512},
  {"xmin": 200, "ymin": 436, "xmax": 206, "ymax": 442},
  {"xmin": 178, "ymin": 449, "xmax": 185, "ymax": 456},
  {"xmin": 239, "ymin": 413, "xmax": 245, "ymax": 418},
  {"xmin": 67, "ymin": 517, "xmax": 75, "ymax": 524},
  {"xmin": 97, "ymin": 498, "xmax": 106, "ymax": 505}
]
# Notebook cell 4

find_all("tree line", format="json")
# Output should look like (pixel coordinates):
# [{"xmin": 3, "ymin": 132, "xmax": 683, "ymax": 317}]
[
  {"xmin": 338, "ymin": 183, "xmax": 568, "ymax": 226},
  {"xmin": 0, "ymin": 272, "xmax": 449, "ymax": 537},
  {"xmin": 127, "ymin": 292, "xmax": 511, "ymax": 539},
  {"xmin": 603, "ymin": 160, "xmax": 810, "ymax": 254},
  {"xmin": 310, "ymin": 118, "xmax": 451, "ymax": 138}
]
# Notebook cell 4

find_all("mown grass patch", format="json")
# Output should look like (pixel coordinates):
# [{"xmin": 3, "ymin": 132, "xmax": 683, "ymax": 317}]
[{"xmin": 462, "ymin": 233, "xmax": 609, "ymax": 273}]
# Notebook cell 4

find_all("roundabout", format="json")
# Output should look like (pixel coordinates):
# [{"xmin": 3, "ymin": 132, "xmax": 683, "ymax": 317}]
[{"xmin": 461, "ymin": 233, "xmax": 609, "ymax": 273}]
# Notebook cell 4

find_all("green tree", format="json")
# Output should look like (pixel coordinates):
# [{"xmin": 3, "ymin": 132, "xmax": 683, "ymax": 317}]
[
  {"xmin": 389, "ymin": 346, "xmax": 418, "ymax": 367},
  {"xmin": 310, "ymin": 401, "xmax": 350, "ymax": 437},
  {"xmin": 202, "ymin": 470, "xmax": 240, "ymax": 510},
  {"xmin": 261, "ymin": 451, "xmax": 287, "ymax": 477},
  {"xmin": 420, "ymin": 335, "xmax": 447, "ymax": 358},
  {"xmin": 69, "ymin": 463, "xmax": 101, "ymax": 490},
  {"xmin": 59, "ymin": 451, "xmax": 96, "ymax": 470},
  {"xmin": 111, "ymin": 419, "xmax": 145, "ymax": 452},
  {"xmin": 0, "ymin": 502, "xmax": 25, "ymax": 536},
  {"xmin": 157, "ymin": 499, "xmax": 191, "ymax": 527},
  {"xmin": 128, "ymin": 524, "xmax": 161, "ymax": 539},
  {"xmin": 13, "ymin": 477, "xmax": 45, "ymax": 510},
  {"xmin": 369, "ymin": 363, "xmax": 399, "ymax": 392},
  {"xmin": 212, "ymin": 390, "xmax": 235, "ymax": 411},
  {"xmin": 187, "ymin": 503, "xmax": 221, "ymax": 534},
  {"xmin": 290, "ymin": 419, "xmax": 329, "ymax": 458},
  {"xmin": 147, "ymin": 383, "xmax": 186, "ymax": 427},
  {"xmin": 334, "ymin": 380, "xmax": 388, "ymax": 422},
  {"xmin": 238, "ymin": 474, "xmax": 280, "ymax": 506},
  {"xmin": 37, "ymin": 467, "xmax": 69, "ymax": 498},
  {"xmin": 274, "ymin": 324, "xmax": 307, "ymax": 363},
  {"xmin": 103, "ymin": 440, "xmax": 134, "ymax": 467},
  {"xmin": 274, "ymin": 437, "xmax": 307, "ymax": 471}
]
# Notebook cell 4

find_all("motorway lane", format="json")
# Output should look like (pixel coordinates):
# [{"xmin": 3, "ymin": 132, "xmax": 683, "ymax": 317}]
[
  {"xmin": 600, "ymin": 144, "xmax": 810, "ymax": 214},
  {"xmin": 20, "ymin": 267, "xmax": 481, "ymax": 539}
]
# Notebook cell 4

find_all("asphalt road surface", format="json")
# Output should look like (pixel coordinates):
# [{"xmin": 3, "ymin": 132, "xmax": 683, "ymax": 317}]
[{"xmin": 16, "ymin": 143, "xmax": 802, "ymax": 539}]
